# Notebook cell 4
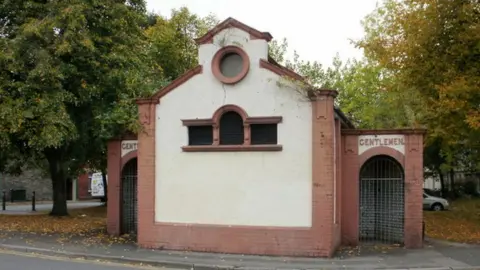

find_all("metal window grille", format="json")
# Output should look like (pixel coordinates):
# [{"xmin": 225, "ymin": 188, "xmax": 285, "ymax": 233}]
[
  {"xmin": 188, "ymin": 125, "xmax": 213, "ymax": 145},
  {"xmin": 219, "ymin": 111, "xmax": 244, "ymax": 145},
  {"xmin": 250, "ymin": 124, "xmax": 277, "ymax": 145},
  {"xmin": 121, "ymin": 158, "xmax": 138, "ymax": 235},
  {"xmin": 359, "ymin": 155, "xmax": 405, "ymax": 244}
]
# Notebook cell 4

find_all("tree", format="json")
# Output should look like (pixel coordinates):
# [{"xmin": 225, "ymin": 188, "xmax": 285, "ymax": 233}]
[
  {"xmin": 356, "ymin": 0, "xmax": 480, "ymax": 169},
  {"xmin": 145, "ymin": 7, "xmax": 219, "ymax": 80},
  {"xmin": 268, "ymin": 38, "xmax": 413, "ymax": 129},
  {"xmin": 424, "ymin": 137, "xmax": 448, "ymax": 195},
  {"xmin": 79, "ymin": 7, "xmax": 218, "ymax": 204},
  {"xmin": 83, "ymin": 137, "xmax": 109, "ymax": 203},
  {"xmin": 0, "ymin": 0, "xmax": 163, "ymax": 216}
]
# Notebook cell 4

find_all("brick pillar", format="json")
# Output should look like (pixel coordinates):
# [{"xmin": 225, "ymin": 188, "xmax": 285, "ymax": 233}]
[
  {"xmin": 333, "ymin": 119, "xmax": 342, "ymax": 247},
  {"xmin": 404, "ymin": 133, "xmax": 424, "ymax": 248},
  {"xmin": 311, "ymin": 89, "xmax": 338, "ymax": 256},
  {"xmin": 340, "ymin": 134, "xmax": 359, "ymax": 245},
  {"xmin": 107, "ymin": 140, "xmax": 121, "ymax": 235},
  {"xmin": 136, "ymin": 99, "xmax": 158, "ymax": 247}
]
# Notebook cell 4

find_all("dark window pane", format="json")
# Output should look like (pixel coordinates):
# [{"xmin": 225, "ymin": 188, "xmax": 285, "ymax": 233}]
[
  {"xmin": 220, "ymin": 53, "xmax": 243, "ymax": 78},
  {"xmin": 188, "ymin": 126, "xmax": 213, "ymax": 145},
  {"xmin": 251, "ymin": 124, "xmax": 277, "ymax": 145},
  {"xmin": 219, "ymin": 111, "xmax": 244, "ymax": 145}
]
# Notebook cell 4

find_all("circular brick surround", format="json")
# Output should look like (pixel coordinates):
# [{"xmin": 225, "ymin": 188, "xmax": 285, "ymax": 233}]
[{"xmin": 211, "ymin": 46, "xmax": 250, "ymax": 84}]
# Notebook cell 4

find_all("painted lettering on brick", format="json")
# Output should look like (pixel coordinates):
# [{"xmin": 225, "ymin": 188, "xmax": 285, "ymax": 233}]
[
  {"xmin": 121, "ymin": 140, "xmax": 138, "ymax": 157},
  {"xmin": 358, "ymin": 135, "xmax": 405, "ymax": 155},
  {"xmin": 358, "ymin": 137, "xmax": 405, "ymax": 147}
]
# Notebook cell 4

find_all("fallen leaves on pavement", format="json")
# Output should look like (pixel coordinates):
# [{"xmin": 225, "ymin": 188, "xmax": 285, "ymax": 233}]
[
  {"xmin": 335, "ymin": 243, "xmax": 404, "ymax": 258},
  {"xmin": 0, "ymin": 206, "xmax": 134, "ymax": 245},
  {"xmin": 424, "ymin": 198, "xmax": 480, "ymax": 244}
]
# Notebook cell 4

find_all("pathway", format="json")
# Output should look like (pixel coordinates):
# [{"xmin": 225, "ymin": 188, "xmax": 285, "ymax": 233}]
[
  {"xmin": 0, "ymin": 233, "xmax": 479, "ymax": 269},
  {"xmin": 0, "ymin": 201, "xmax": 103, "ymax": 215}
]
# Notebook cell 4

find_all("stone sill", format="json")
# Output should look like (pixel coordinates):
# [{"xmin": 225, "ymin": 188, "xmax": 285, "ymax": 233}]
[{"xmin": 181, "ymin": 145, "xmax": 283, "ymax": 152}]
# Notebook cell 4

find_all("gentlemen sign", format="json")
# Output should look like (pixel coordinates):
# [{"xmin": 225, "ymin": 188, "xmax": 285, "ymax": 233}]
[
  {"xmin": 358, "ymin": 135, "xmax": 405, "ymax": 155},
  {"xmin": 121, "ymin": 140, "xmax": 138, "ymax": 157}
]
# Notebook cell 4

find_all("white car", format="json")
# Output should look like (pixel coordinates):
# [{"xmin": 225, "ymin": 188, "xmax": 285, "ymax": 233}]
[{"xmin": 423, "ymin": 191, "xmax": 449, "ymax": 211}]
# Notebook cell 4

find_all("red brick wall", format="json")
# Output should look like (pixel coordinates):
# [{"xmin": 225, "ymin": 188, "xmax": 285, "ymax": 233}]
[
  {"xmin": 77, "ymin": 173, "xmax": 91, "ymax": 200},
  {"xmin": 341, "ymin": 135, "xmax": 359, "ymax": 245},
  {"xmin": 107, "ymin": 140, "xmax": 122, "ymax": 236},
  {"xmin": 333, "ymin": 119, "xmax": 342, "ymax": 248},
  {"xmin": 107, "ymin": 137, "xmax": 138, "ymax": 236},
  {"xmin": 340, "ymin": 131, "xmax": 424, "ymax": 248},
  {"xmin": 134, "ymin": 90, "xmax": 338, "ymax": 257},
  {"xmin": 404, "ymin": 134, "xmax": 424, "ymax": 248}
]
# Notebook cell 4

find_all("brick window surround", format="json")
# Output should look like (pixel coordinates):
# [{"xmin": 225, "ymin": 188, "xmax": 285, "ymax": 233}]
[{"xmin": 181, "ymin": 104, "xmax": 282, "ymax": 152}]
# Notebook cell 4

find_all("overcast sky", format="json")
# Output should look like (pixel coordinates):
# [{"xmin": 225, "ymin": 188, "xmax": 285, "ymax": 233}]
[{"xmin": 145, "ymin": 0, "xmax": 379, "ymax": 67}]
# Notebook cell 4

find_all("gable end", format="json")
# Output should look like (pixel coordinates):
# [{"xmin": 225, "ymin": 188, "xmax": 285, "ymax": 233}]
[{"xmin": 195, "ymin": 17, "xmax": 273, "ymax": 45}]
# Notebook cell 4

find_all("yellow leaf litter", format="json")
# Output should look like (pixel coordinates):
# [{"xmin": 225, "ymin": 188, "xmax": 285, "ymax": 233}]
[
  {"xmin": 0, "ymin": 205, "xmax": 133, "ymax": 245},
  {"xmin": 424, "ymin": 198, "xmax": 480, "ymax": 244}
]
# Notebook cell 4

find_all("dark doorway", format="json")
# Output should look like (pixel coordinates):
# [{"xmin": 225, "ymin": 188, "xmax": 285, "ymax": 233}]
[
  {"xmin": 359, "ymin": 155, "xmax": 405, "ymax": 244},
  {"xmin": 121, "ymin": 158, "xmax": 138, "ymax": 235}
]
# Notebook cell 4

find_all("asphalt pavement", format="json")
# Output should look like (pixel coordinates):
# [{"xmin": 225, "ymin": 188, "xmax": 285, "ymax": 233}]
[
  {"xmin": 1, "ymin": 232, "xmax": 480, "ymax": 269},
  {"xmin": 0, "ymin": 250, "xmax": 180, "ymax": 270}
]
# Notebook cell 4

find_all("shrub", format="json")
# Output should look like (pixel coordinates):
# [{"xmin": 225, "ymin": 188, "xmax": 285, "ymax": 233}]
[{"xmin": 464, "ymin": 180, "xmax": 478, "ymax": 196}]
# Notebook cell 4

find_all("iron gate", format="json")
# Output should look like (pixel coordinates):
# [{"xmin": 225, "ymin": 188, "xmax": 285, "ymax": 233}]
[
  {"xmin": 359, "ymin": 155, "xmax": 404, "ymax": 244},
  {"xmin": 121, "ymin": 158, "xmax": 138, "ymax": 235}
]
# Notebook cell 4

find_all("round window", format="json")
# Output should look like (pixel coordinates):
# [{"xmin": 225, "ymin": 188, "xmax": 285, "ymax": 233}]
[
  {"xmin": 211, "ymin": 46, "xmax": 250, "ymax": 84},
  {"xmin": 219, "ymin": 53, "xmax": 244, "ymax": 78}
]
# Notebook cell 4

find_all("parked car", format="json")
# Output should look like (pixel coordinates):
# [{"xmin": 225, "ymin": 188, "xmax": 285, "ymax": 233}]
[{"xmin": 423, "ymin": 189, "xmax": 449, "ymax": 211}]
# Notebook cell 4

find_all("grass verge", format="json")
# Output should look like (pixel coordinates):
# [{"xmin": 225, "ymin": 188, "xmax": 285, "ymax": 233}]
[{"xmin": 424, "ymin": 198, "xmax": 480, "ymax": 244}]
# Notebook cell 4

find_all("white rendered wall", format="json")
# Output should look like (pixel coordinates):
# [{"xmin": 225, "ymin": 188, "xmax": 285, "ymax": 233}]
[{"xmin": 154, "ymin": 28, "xmax": 312, "ymax": 227}]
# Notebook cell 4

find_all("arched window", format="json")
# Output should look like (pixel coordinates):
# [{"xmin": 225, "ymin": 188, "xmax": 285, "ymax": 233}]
[
  {"xmin": 219, "ymin": 111, "xmax": 244, "ymax": 145},
  {"xmin": 181, "ymin": 104, "xmax": 282, "ymax": 152}
]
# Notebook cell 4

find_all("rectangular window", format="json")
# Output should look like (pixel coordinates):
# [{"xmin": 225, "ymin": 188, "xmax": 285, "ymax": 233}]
[
  {"xmin": 250, "ymin": 124, "xmax": 277, "ymax": 145},
  {"xmin": 188, "ymin": 126, "xmax": 213, "ymax": 145}
]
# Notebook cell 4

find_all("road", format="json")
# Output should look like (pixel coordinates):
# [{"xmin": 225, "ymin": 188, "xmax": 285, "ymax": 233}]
[{"xmin": 0, "ymin": 250, "xmax": 181, "ymax": 270}]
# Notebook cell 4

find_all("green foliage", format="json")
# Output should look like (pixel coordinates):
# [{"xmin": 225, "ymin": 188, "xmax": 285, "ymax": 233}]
[
  {"xmin": 268, "ymin": 38, "xmax": 414, "ymax": 129},
  {"xmin": 145, "ymin": 7, "xmax": 219, "ymax": 80},
  {"xmin": 268, "ymin": 38, "xmax": 288, "ymax": 64},
  {"xmin": 340, "ymin": 58, "xmax": 423, "ymax": 129},
  {"xmin": 1, "ymin": 0, "xmax": 161, "ymax": 146},
  {"xmin": 269, "ymin": 38, "xmax": 328, "ymax": 87},
  {"xmin": 356, "ymin": 0, "xmax": 480, "ymax": 170},
  {"xmin": 0, "ymin": 0, "xmax": 164, "ymax": 215}
]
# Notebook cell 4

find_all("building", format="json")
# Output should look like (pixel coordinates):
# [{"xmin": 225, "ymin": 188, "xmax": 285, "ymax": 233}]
[
  {"xmin": 106, "ymin": 18, "xmax": 425, "ymax": 257},
  {"xmin": 0, "ymin": 168, "xmax": 52, "ymax": 201},
  {"xmin": 77, "ymin": 172, "xmax": 92, "ymax": 200},
  {"xmin": 77, "ymin": 170, "xmax": 109, "ymax": 200},
  {"xmin": 1, "ymin": 168, "xmax": 83, "ymax": 202}
]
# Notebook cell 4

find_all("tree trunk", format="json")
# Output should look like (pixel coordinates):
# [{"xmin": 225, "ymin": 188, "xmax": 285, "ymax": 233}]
[
  {"xmin": 101, "ymin": 169, "xmax": 108, "ymax": 204},
  {"xmin": 439, "ymin": 172, "xmax": 446, "ymax": 198},
  {"xmin": 449, "ymin": 168, "xmax": 455, "ymax": 192},
  {"xmin": 45, "ymin": 151, "xmax": 69, "ymax": 216}
]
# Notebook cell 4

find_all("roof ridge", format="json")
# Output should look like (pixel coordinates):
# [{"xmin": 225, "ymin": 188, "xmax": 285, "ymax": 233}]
[{"xmin": 195, "ymin": 17, "xmax": 273, "ymax": 45}]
